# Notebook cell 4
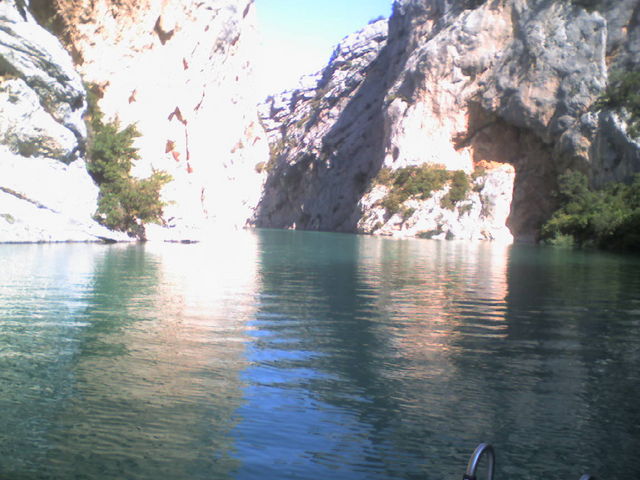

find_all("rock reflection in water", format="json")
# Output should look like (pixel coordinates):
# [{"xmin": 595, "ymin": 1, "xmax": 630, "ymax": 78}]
[
  {"xmin": 1, "ymin": 232, "xmax": 639, "ymax": 480},
  {"xmin": 0, "ymin": 235, "xmax": 260, "ymax": 479},
  {"xmin": 233, "ymin": 232, "xmax": 511, "ymax": 479}
]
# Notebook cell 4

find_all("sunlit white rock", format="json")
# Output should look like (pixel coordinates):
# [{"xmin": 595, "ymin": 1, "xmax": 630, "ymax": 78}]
[
  {"xmin": 65, "ymin": 0, "xmax": 269, "ymax": 239},
  {"xmin": 356, "ymin": 164, "xmax": 514, "ymax": 243},
  {"xmin": 0, "ymin": 78, "xmax": 78, "ymax": 161},
  {"xmin": 0, "ymin": 2, "xmax": 86, "ymax": 137},
  {"xmin": 0, "ymin": 2, "xmax": 126, "ymax": 242},
  {"xmin": 0, "ymin": 147, "xmax": 129, "ymax": 242}
]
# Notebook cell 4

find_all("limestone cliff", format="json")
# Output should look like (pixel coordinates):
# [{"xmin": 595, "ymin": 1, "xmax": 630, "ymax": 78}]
[
  {"xmin": 254, "ymin": 0, "xmax": 640, "ymax": 242},
  {"xmin": 255, "ymin": 20, "xmax": 393, "ymax": 233},
  {"xmin": 0, "ymin": 0, "xmax": 267, "ymax": 242},
  {"xmin": 49, "ymin": 0, "xmax": 268, "ymax": 240},
  {"xmin": 0, "ymin": 2, "xmax": 127, "ymax": 242},
  {"xmin": 3, "ymin": 0, "xmax": 639, "ymax": 244}
]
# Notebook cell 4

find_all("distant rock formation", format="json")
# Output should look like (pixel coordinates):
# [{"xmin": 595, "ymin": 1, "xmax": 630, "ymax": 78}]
[
  {"xmin": 253, "ymin": 0, "xmax": 640, "ymax": 242},
  {"xmin": 254, "ymin": 20, "xmax": 393, "ymax": 233}
]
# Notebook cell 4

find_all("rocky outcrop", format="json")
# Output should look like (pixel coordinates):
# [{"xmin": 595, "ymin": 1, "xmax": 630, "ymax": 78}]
[
  {"xmin": 51, "ymin": 0, "xmax": 268, "ymax": 240},
  {"xmin": 0, "ymin": 0, "xmax": 268, "ymax": 243},
  {"xmin": 0, "ymin": 2, "xmax": 126, "ymax": 242},
  {"xmin": 357, "ymin": 163, "xmax": 514, "ymax": 242},
  {"xmin": 3, "ymin": 0, "xmax": 639, "ymax": 244},
  {"xmin": 254, "ymin": 0, "xmax": 640, "ymax": 242},
  {"xmin": 0, "ymin": 147, "xmax": 127, "ymax": 242}
]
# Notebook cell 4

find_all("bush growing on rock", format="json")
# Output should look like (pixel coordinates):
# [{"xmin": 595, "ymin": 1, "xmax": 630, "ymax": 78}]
[
  {"xmin": 440, "ymin": 170, "xmax": 470, "ymax": 210},
  {"xmin": 541, "ymin": 171, "xmax": 640, "ymax": 251},
  {"xmin": 85, "ymin": 87, "xmax": 171, "ymax": 238},
  {"xmin": 375, "ymin": 165, "xmax": 471, "ymax": 215},
  {"xmin": 569, "ymin": 0, "xmax": 599, "ymax": 12},
  {"xmin": 595, "ymin": 70, "xmax": 640, "ymax": 139}
]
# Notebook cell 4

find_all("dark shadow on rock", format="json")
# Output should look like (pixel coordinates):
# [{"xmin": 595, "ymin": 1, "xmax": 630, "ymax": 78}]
[
  {"xmin": 253, "ymin": 4, "xmax": 428, "ymax": 233},
  {"xmin": 461, "ymin": 100, "xmax": 559, "ymax": 242}
]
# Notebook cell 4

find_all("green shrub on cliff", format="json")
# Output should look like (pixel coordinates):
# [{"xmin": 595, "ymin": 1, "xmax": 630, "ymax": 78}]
[
  {"xmin": 440, "ymin": 170, "xmax": 470, "ymax": 209},
  {"xmin": 595, "ymin": 70, "xmax": 640, "ymax": 139},
  {"xmin": 541, "ymin": 171, "xmax": 640, "ymax": 251},
  {"xmin": 85, "ymin": 87, "xmax": 171, "ymax": 238},
  {"xmin": 376, "ymin": 165, "xmax": 448, "ymax": 214},
  {"xmin": 375, "ymin": 165, "xmax": 470, "ymax": 215}
]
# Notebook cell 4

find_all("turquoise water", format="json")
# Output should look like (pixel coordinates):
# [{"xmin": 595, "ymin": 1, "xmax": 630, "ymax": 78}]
[{"xmin": 1, "ymin": 230, "xmax": 639, "ymax": 479}]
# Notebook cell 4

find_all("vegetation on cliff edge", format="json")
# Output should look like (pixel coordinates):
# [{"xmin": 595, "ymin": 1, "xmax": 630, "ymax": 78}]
[
  {"xmin": 85, "ymin": 86, "xmax": 171, "ymax": 238},
  {"xmin": 595, "ymin": 70, "xmax": 640, "ymax": 139},
  {"xmin": 374, "ymin": 165, "xmax": 471, "ymax": 216},
  {"xmin": 541, "ymin": 171, "xmax": 640, "ymax": 251}
]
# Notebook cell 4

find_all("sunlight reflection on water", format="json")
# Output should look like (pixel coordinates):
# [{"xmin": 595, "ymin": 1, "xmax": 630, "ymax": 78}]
[{"xmin": 1, "ymin": 232, "xmax": 639, "ymax": 479}]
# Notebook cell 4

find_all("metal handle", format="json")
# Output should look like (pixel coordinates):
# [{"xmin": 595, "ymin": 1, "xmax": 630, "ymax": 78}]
[{"xmin": 463, "ymin": 443, "xmax": 495, "ymax": 480}]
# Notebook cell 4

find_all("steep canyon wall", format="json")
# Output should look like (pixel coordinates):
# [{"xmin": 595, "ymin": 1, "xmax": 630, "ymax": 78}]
[
  {"xmin": 254, "ymin": 0, "xmax": 640, "ymax": 242},
  {"xmin": 0, "ymin": 1, "xmax": 130, "ymax": 241},
  {"xmin": 50, "ymin": 0, "xmax": 268, "ymax": 239},
  {"xmin": 0, "ymin": 0, "xmax": 267, "ymax": 242},
  {"xmin": 1, "ymin": 0, "xmax": 639, "ymax": 243}
]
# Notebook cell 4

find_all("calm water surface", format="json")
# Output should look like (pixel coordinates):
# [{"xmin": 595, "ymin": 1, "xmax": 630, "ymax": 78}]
[{"xmin": 1, "ymin": 230, "xmax": 639, "ymax": 479}]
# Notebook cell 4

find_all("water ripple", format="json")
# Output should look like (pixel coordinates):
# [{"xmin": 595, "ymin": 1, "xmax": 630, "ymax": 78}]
[{"xmin": 1, "ymin": 236, "xmax": 639, "ymax": 479}]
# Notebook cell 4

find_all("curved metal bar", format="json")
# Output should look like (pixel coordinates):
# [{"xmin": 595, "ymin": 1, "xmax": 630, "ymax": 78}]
[{"xmin": 463, "ymin": 443, "xmax": 495, "ymax": 480}]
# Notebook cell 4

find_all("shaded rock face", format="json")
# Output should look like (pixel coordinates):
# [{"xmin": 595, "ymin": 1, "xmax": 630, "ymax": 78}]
[
  {"xmin": 254, "ymin": 20, "xmax": 390, "ymax": 232},
  {"xmin": 53, "ymin": 0, "xmax": 268, "ymax": 238},
  {"xmin": 254, "ymin": 0, "xmax": 640, "ymax": 242},
  {"xmin": 0, "ymin": 1, "xmax": 126, "ymax": 242}
]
